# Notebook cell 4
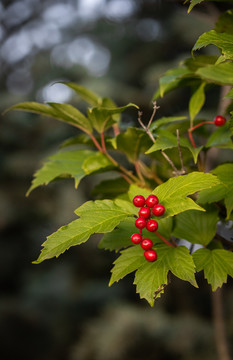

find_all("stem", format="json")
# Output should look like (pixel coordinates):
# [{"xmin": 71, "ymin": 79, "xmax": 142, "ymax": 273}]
[
  {"xmin": 104, "ymin": 151, "xmax": 139, "ymax": 183},
  {"xmin": 188, "ymin": 121, "xmax": 215, "ymax": 149},
  {"xmin": 120, "ymin": 173, "xmax": 134, "ymax": 185},
  {"xmin": 113, "ymin": 123, "xmax": 120, "ymax": 136},
  {"xmin": 188, "ymin": 129, "xmax": 197, "ymax": 148},
  {"xmin": 190, "ymin": 121, "xmax": 214, "ymax": 132},
  {"xmin": 89, "ymin": 133, "xmax": 103, "ymax": 152},
  {"xmin": 176, "ymin": 129, "xmax": 185, "ymax": 174},
  {"xmin": 134, "ymin": 161, "xmax": 146, "ymax": 185},
  {"xmin": 161, "ymin": 151, "xmax": 179, "ymax": 174},
  {"xmin": 155, "ymin": 231, "xmax": 176, "ymax": 247},
  {"xmin": 100, "ymin": 131, "xmax": 107, "ymax": 153},
  {"xmin": 98, "ymin": 130, "xmax": 140, "ymax": 184},
  {"xmin": 138, "ymin": 108, "xmax": 180, "ymax": 175},
  {"xmin": 212, "ymin": 288, "xmax": 231, "ymax": 360}
]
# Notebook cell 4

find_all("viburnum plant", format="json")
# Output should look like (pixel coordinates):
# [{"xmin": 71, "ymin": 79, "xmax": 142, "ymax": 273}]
[{"xmin": 7, "ymin": 0, "xmax": 233, "ymax": 306}]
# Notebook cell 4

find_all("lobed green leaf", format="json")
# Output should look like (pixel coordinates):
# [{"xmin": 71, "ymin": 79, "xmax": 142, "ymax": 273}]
[
  {"xmin": 34, "ymin": 199, "xmax": 133, "ymax": 263},
  {"xmin": 27, "ymin": 149, "xmax": 94, "ymax": 195},
  {"xmin": 134, "ymin": 245, "xmax": 197, "ymax": 306},
  {"xmin": 152, "ymin": 172, "xmax": 220, "ymax": 218},
  {"xmin": 193, "ymin": 30, "xmax": 233, "ymax": 61},
  {"xmin": 172, "ymin": 206, "xmax": 219, "ymax": 246},
  {"xmin": 196, "ymin": 62, "xmax": 233, "ymax": 85},
  {"xmin": 193, "ymin": 248, "xmax": 233, "ymax": 290},
  {"xmin": 198, "ymin": 163, "xmax": 233, "ymax": 219}
]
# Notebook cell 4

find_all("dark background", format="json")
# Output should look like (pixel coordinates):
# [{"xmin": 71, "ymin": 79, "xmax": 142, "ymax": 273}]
[{"xmin": 1, "ymin": 1, "xmax": 233, "ymax": 359}]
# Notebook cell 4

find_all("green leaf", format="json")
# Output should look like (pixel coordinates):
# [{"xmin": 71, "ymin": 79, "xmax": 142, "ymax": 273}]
[
  {"xmin": 185, "ymin": 55, "xmax": 218, "ymax": 71},
  {"xmin": 99, "ymin": 218, "xmax": 135, "ymax": 252},
  {"xmin": 193, "ymin": 248, "xmax": 233, "ymax": 290},
  {"xmin": 186, "ymin": 0, "xmax": 205, "ymax": 13},
  {"xmin": 6, "ymin": 102, "xmax": 92, "ymax": 132},
  {"xmin": 145, "ymin": 129, "xmax": 203, "ymax": 163},
  {"xmin": 109, "ymin": 246, "xmax": 145, "ymax": 286},
  {"xmin": 225, "ymin": 88, "xmax": 233, "ymax": 99},
  {"xmin": 158, "ymin": 67, "xmax": 193, "ymax": 98},
  {"xmin": 172, "ymin": 206, "xmax": 219, "ymax": 246},
  {"xmin": 82, "ymin": 152, "xmax": 115, "ymax": 175},
  {"xmin": 60, "ymin": 134, "xmax": 93, "ymax": 148},
  {"xmin": 128, "ymin": 185, "xmax": 151, "ymax": 202},
  {"xmin": 88, "ymin": 103, "xmax": 138, "ymax": 133},
  {"xmin": 205, "ymin": 125, "xmax": 233, "ymax": 149},
  {"xmin": 198, "ymin": 163, "xmax": 233, "ymax": 219},
  {"xmin": 150, "ymin": 116, "xmax": 188, "ymax": 131},
  {"xmin": 189, "ymin": 82, "xmax": 206, "ymax": 123},
  {"xmin": 215, "ymin": 10, "xmax": 233, "ymax": 35},
  {"xmin": 91, "ymin": 177, "xmax": 130, "ymax": 198},
  {"xmin": 193, "ymin": 30, "xmax": 233, "ymax": 61},
  {"xmin": 34, "ymin": 199, "xmax": 133, "ymax": 263},
  {"xmin": 27, "ymin": 149, "xmax": 94, "ymax": 195},
  {"xmin": 134, "ymin": 245, "xmax": 197, "ymax": 306},
  {"xmin": 196, "ymin": 62, "xmax": 233, "ymax": 85},
  {"xmin": 48, "ymin": 102, "xmax": 92, "ymax": 133},
  {"xmin": 152, "ymin": 172, "xmax": 220, "ymax": 218},
  {"xmin": 116, "ymin": 127, "xmax": 152, "ymax": 163},
  {"xmin": 62, "ymin": 82, "xmax": 102, "ymax": 106}
]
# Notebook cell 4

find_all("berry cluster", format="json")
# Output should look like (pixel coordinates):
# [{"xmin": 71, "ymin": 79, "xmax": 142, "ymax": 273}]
[{"xmin": 131, "ymin": 194, "xmax": 166, "ymax": 262}]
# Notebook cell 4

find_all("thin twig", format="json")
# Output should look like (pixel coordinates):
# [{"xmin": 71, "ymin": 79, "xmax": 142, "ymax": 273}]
[
  {"xmin": 161, "ymin": 151, "xmax": 179, "ymax": 174},
  {"xmin": 138, "ymin": 105, "xmax": 180, "ymax": 175},
  {"xmin": 176, "ymin": 129, "xmax": 186, "ymax": 174},
  {"xmin": 134, "ymin": 161, "xmax": 146, "ymax": 186},
  {"xmin": 148, "ymin": 101, "xmax": 160, "ymax": 128}
]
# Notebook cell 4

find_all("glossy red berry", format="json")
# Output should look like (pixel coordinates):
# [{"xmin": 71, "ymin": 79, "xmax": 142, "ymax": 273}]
[
  {"xmin": 214, "ymin": 115, "xmax": 226, "ymax": 127},
  {"xmin": 138, "ymin": 207, "xmax": 151, "ymax": 219},
  {"xmin": 131, "ymin": 233, "xmax": 142, "ymax": 244},
  {"xmin": 133, "ymin": 195, "xmax": 146, "ymax": 207},
  {"xmin": 146, "ymin": 194, "xmax": 159, "ymax": 208},
  {"xmin": 146, "ymin": 219, "xmax": 158, "ymax": 232},
  {"xmin": 140, "ymin": 238, "xmax": 153, "ymax": 250},
  {"xmin": 152, "ymin": 204, "xmax": 165, "ymax": 217},
  {"xmin": 144, "ymin": 249, "xmax": 157, "ymax": 262},
  {"xmin": 135, "ymin": 217, "xmax": 147, "ymax": 229}
]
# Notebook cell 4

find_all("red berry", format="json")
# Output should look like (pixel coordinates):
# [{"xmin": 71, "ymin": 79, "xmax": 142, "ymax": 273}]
[
  {"xmin": 214, "ymin": 115, "xmax": 226, "ymax": 127},
  {"xmin": 146, "ymin": 219, "xmax": 158, "ymax": 232},
  {"xmin": 144, "ymin": 249, "xmax": 157, "ymax": 262},
  {"xmin": 146, "ymin": 194, "xmax": 159, "ymax": 208},
  {"xmin": 138, "ymin": 207, "xmax": 151, "ymax": 219},
  {"xmin": 133, "ymin": 195, "xmax": 145, "ymax": 207},
  {"xmin": 135, "ymin": 217, "xmax": 147, "ymax": 229},
  {"xmin": 152, "ymin": 204, "xmax": 165, "ymax": 217},
  {"xmin": 140, "ymin": 238, "xmax": 153, "ymax": 250},
  {"xmin": 131, "ymin": 233, "xmax": 142, "ymax": 244}
]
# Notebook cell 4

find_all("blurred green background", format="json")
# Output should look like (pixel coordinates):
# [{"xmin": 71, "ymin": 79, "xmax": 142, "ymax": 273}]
[{"xmin": 1, "ymin": 0, "xmax": 233, "ymax": 359}]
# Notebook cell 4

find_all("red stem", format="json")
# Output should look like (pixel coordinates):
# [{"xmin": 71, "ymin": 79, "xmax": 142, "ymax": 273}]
[
  {"xmin": 100, "ymin": 131, "xmax": 107, "ymax": 153},
  {"xmin": 188, "ymin": 130, "xmax": 197, "ymax": 148},
  {"xmin": 188, "ymin": 121, "xmax": 215, "ymax": 148},
  {"xmin": 155, "ymin": 231, "xmax": 176, "ymax": 247},
  {"xmin": 190, "ymin": 121, "xmax": 214, "ymax": 132},
  {"xmin": 89, "ymin": 133, "xmax": 103, "ymax": 152}
]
